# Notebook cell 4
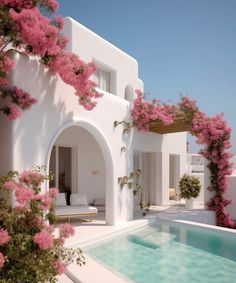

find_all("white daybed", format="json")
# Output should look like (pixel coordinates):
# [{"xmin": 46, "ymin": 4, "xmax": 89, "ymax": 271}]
[{"xmin": 55, "ymin": 193, "xmax": 97, "ymax": 222}]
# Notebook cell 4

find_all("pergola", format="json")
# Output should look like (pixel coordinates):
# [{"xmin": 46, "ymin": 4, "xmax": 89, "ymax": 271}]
[{"xmin": 148, "ymin": 112, "xmax": 192, "ymax": 134}]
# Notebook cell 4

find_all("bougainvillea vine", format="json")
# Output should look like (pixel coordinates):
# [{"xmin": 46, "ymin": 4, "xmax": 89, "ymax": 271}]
[
  {"xmin": 0, "ymin": 0, "xmax": 101, "ymax": 120},
  {"xmin": 132, "ymin": 91, "xmax": 235, "ymax": 229}
]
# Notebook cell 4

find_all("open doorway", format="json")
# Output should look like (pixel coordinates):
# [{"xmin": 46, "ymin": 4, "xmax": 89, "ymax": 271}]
[
  {"xmin": 169, "ymin": 154, "xmax": 180, "ymax": 200},
  {"xmin": 49, "ymin": 145, "xmax": 72, "ymax": 204},
  {"xmin": 48, "ymin": 125, "xmax": 108, "ymax": 220}
]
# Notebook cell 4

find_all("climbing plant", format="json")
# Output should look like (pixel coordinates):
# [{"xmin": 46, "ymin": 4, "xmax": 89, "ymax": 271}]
[
  {"xmin": 0, "ymin": 0, "xmax": 101, "ymax": 121},
  {"xmin": 118, "ymin": 169, "xmax": 150, "ymax": 214},
  {"xmin": 131, "ymin": 91, "xmax": 235, "ymax": 228}
]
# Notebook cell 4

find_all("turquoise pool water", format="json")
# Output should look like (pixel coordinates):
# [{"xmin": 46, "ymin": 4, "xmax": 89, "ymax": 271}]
[{"xmin": 85, "ymin": 223, "xmax": 236, "ymax": 283}]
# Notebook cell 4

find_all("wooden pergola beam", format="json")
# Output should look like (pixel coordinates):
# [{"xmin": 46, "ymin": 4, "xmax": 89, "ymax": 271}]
[{"xmin": 148, "ymin": 112, "xmax": 191, "ymax": 134}]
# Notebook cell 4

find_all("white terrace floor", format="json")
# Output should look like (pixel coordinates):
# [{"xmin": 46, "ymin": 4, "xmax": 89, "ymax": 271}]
[{"xmin": 58, "ymin": 201, "xmax": 215, "ymax": 283}]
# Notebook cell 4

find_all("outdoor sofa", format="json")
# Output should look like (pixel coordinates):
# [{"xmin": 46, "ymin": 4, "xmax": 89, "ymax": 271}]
[{"xmin": 55, "ymin": 193, "xmax": 98, "ymax": 222}]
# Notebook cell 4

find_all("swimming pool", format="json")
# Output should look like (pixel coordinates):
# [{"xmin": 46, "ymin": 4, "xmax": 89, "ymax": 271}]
[{"xmin": 85, "ymin": 222, "xmax": 236, "ymax": 283}]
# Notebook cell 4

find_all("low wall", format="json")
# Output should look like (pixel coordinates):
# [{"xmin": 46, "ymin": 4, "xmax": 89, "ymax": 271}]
[
  {"xmin": 225, "ymin": 174, "xmax": 236, "ymax": 219},
  {"xmin": 189, "ymin": 172, "xmax": 236, "ymax": 220}
]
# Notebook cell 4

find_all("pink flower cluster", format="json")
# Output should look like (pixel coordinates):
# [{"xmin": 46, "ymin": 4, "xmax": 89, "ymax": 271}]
[
  {"xmin": 10, "ymin": 87, "xmax": 38, "ymax": 110},
  {"xmin": 59, "ymin": 223, "xmax": 75, "ymax": 243},
  {"xmin": 0, "ymin": 0, "xmax": 58, "ymax": 13},
  {"xmin": 3, "ymin": 180, "xmax": 18, "ymax": 190},
  {"xmin": 53, "ymin": 260, "xmax": 66, "ymax": 274},
  {"xmin": 35, "ymin": 192, "xmax": 52, "ymax": 210},
  {"xmin": 0, "ymin": 252, "xmax": 5, "ymax": 268},
  {"xmin": 0, "ymin": 52, "xmax": 15, "ymax": 73},
  {"xmin": 0, "ymin": 52, "xmax": 15, "ymax": 88},
  {"xmin": 179, "ymin": 96, "xmax": 198, "ymax": 114},
  {"xmin": 192, "ymin": 113, "xmax": 232, "ymax": 145},
  {"xmin": 0, "ymin": 85, "xmax": 37, "ymax": 120},
  {"xmin": 0, "ymin": 229, "xmax": 10, "ymax": 245},
  {"xmin": 15, "ymin": 186, "xmax": 34, "ymax": 204},
  {"xmin": 40, "ymin": 0, "xmax": 58, "ymax": 12},
  {"xmin": 19, "ymin": 170, "xmax": 44, "ymax": 186},
  {"xmin": 131, "ymin": 89, "xmax": 176, "ymax": 131},
  {"xmin": 1, "ymin": 171, "xmax": 57, "ymax": 210},
  {"xmin": 48, "ymin": 187, "xmax": 59, "ymax": 198},
  {"xmin": 10, "ymin": 8, "xmax": 66, "ymax": 57},
  {"xmin": 0, "ymin": 104, "xmax": 21, "ymax": 120},
  {"xmin": 34, "ymin": 230, "xmax": 54, "ymax": 250},
  {"xmin": 49, "ymin": 51, "xmax": 102, "ymax": 110},
  {"xmin": 0, "ymin": 0, "xmax": 35, "ymax": 10}
]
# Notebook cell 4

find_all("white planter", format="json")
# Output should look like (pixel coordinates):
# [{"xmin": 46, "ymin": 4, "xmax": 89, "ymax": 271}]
[{"xmin": 185, "ymin": 198, "xmax": 194, "ymax": 209}]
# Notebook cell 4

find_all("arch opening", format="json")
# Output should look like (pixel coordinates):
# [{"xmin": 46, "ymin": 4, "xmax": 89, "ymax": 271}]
[{"xmin": 46, "ymin": 120, "xmax": 114, "ymax": 225}]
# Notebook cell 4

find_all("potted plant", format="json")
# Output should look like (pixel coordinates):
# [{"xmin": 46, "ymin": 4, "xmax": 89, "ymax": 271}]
[{"xmin": 178, "ymin": 174, "xmax": 201, "ymax": 209}]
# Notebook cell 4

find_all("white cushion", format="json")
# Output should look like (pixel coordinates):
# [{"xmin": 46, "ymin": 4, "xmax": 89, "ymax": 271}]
[
  {"xmin": 56, "ymin": 206, "xmax": 97, "ymax": 216},
  {"xmin": 70, "ymin": 194, "xmax": 88, "ymax": 206},
  {"xmin": 56, "ymin": 193, "xmax": 67, "ymax": 207}
]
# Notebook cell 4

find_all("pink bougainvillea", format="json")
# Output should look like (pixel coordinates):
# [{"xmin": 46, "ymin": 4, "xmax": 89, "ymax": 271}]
[
  {"xmin": 34, "ymin": 192, "xmax": 53, "ymax": 210},
  {"xmin": 15, "ymin": 186, "xmax": 34, "ymax": 204},
  {"xmin": 53, "ymin": 260, "xmax": 66, "ymax": 274},
  {"xmin": 2, "ymin": 180, "xmax": 18, "ymax": 190},
  {"xmin": 34, "ymin": 230, "xmax": 54, "ymax": 250},
  {"xmin": 131, "ymin": 89, "xmax": 176, "ymax": 131},
  {"xmin": 132, "ymin": 92, "xmax": 235, "ymax": 229},
  {"xmin": 19, "ymin": 170, "xmax": 45, "ymax": 186},
  {"xmin": 180, "ymin": 97, "xmax": 234, "ymax": 228},
  {"xmin": 10, "ymin": 87, "xmax": 38, "ymax": 110},
  {"xmin": 0, "ymin": 0, "xmax": 58, "ymax": 13},
  {"xmin": 0, "ymin": 0, "xmax": 101, "ymax": 121},
  {"xmin": 9, "ymin": 7, "xmax": 66, "ymax": 57},
  {"xmin": 1, "ymin": 103, "xmax": 21, "ymax": 120},
  {"xmin": 48, "ymin": 187, "xmax": 59, "ymax": 198},
  {"xmin": 0, "ymin": 86, "xmax": 38, "ymax": 119},
  {"xmin": 0, "ymin": 252, "xmax": 5, "ymax": 268},
  {"xmin": 49, "ymin": 51, "xmax": 102, "ymax": 110},
  {"xmin": 0, "ymin": 168, "xmax": 85, "ymax": 281},
  {"xmin": 0, "ymin": 229, "xmax": 10, "ymax": 246},
  {"xmin": 59, "ymin": 223, "xmax": 75, "ymax": 239}
]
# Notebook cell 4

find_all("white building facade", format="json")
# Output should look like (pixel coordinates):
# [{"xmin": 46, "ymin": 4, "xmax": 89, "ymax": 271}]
[{"xmin": 0, "ymin": 18, "xmax": 187, "ymax": 225}]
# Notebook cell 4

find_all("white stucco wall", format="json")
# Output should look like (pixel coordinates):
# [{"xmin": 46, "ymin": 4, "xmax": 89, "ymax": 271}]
[
  {"xmin": 132, "ymin": 130, "xmax": 187, "ymax": 205},
  {"xmin": 225, "ymin": 174, "xmax": 236, "ymax": 219},
  {"xmin": 63, "ymin": 17, "xmax": 140, "ymax": 100},
  {"xmin": 0, "ymin": 18, "xmax": 188, "ymax": 225}
]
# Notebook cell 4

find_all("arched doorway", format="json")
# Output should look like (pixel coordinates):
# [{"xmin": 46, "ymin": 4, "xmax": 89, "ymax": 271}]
[{"xmin": 46, "ymin": 120, "xmax": 114, "ymax": 225}]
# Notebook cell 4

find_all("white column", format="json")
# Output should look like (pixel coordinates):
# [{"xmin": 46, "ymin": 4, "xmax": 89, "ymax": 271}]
[
  {"xmin": 126, "ymin": 149, "xmax": 134, "ymax": 221},
  {"xmin": 155, "ymin": 152, "xmax": 170, "ymax": 205}
]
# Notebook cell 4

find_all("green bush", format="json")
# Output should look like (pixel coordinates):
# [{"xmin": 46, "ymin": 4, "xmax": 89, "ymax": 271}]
[{"xmin": 178, "ymin": 174, "xmax": 201, "ymax": 199}]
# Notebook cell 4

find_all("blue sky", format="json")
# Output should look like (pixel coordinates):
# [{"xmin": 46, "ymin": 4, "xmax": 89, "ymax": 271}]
[{"xmin": 57, "ymin": 0, "xmax": 236, "ymax": 153}]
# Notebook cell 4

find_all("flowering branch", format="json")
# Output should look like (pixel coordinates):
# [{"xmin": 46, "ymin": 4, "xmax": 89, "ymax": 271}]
[
  {"xmin": 0, "ymin": 167, "xmax": 85, "ymax": 281},
  {"xmin": 131, "ymin": 89, "xmax": 176, "ymax": 131},
  {"xmin": 131, "ymin": 92, "xmax": 235, "ymax": 228},
  {"xmin": 0, "ymin": 0, "xmax": 102, "ymax": 121}
]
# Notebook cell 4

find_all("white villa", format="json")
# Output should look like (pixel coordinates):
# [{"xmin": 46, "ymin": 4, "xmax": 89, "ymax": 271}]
[{"xmin": 0, "ymin": 17, "xmax": 209, "ymax": 226}]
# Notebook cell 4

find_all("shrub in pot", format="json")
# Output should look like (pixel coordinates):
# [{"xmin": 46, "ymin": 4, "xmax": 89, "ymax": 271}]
[{"xmin": 178, "ymin": 174, "xmax": 201, "ymax": 208}]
